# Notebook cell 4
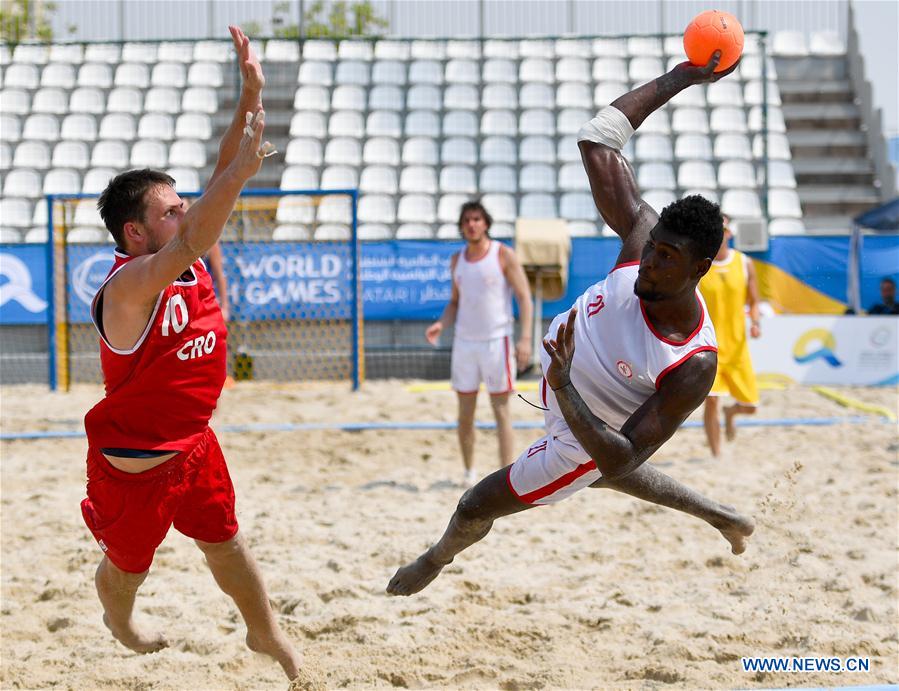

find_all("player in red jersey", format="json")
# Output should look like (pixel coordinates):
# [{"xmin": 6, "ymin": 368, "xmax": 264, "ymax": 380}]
[{"xmin": 80, "ymin": 27, "xmax": 304, "ymax": 683}]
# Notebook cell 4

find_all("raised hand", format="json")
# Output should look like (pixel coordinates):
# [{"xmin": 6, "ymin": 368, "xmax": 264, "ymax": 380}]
[
  {"xmin": 542, "ymin": 308, "xmax": 577, "ymax": 391},
  {"xmin": 228, "ymin": 25, "xmax": 265, "ymax": 93},
  {"xmin": 230, "ymin": 107, "xmax": 268, "ymax": 181},
  {"xmin": 672, "ymin": 50, "xmax": 741, "ymax": 85}
]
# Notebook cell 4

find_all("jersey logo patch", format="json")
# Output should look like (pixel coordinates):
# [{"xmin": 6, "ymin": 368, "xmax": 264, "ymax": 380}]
[
  {"xmin": 587, "ymin": 294, "xmax": 605, "ymax": 317},
  {"xmin": 617, "ymin": 360, "xmax": 633, "ymax": 379}
]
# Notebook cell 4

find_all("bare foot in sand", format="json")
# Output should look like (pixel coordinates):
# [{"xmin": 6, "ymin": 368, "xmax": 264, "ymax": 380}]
[
  {"xmin": 713, "ymin": 507, "xmax": 756, "ymax": 555},
  {"xmin": 386, "ymin": 551, "xmax": 446, "ymax": 596},
  {"xmin": 246, "ymin": 630, "xmax": 303, "ymax": 681},
  {"xmin": 724, "ymin": 405, "xmax": 739, "ymax": 441},
  {"xmin": 103, "ymin": 613, "xmax": 167, "ymax": 653}
]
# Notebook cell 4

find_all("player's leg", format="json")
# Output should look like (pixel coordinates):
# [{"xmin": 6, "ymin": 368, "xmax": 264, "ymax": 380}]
[
  {"xmin": 387, "ymin": 464, "xmax": 533, "ymax": 596},
  {"xmin": 593, "ymin": 464, "xmax": 755, "ymax": 554},
  {"xmin": 94, "ymin": 557, "xmax": 167, "ymax": 653},
  {"xmin": 490, "ymin": 392, "xmax": 515, "ymax": 467},
  {"xmin": 457, "ymin": 392, "xmax": 478, "ymax": 477},
  {"xmin": 722, "ymin": 353, "xmax": 759, "ymax": 440},
  {"xmin": 195, "ymin": 534, "xmax": 301, "ymax": 680},
  {"xmin": 81, "ymin": 450, "xmax": 174, "ymax": 654},
  {"xmin": 703, "ymin": 395, "xmax": 722, "ymax": 457}
]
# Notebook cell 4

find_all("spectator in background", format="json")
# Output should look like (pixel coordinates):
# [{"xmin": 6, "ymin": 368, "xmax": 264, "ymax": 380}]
[
  {"xmin": 868, "ymin": 277, "xmax": 899, "ymax": 315},
  {"xmin": 699, "ymin": 215, "xmax": 761, "ymax": 458},
  {"xmin": 426, "ymin": 200, "xmax": 533, "ymax": 487}
]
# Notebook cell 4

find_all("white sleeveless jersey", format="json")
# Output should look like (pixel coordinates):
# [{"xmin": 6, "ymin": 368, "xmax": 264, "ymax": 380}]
[
  {"xmin": 453, "ymin": 241, "xmax": 514, "ymax": 341},
  {"xmin": 540, "ymin": 262, "xmax": 717, "ymax": 442}
]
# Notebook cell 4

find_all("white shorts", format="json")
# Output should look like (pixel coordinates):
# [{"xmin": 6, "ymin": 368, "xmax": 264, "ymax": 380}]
[
  {"xmin": 451, "ymin": 335, "xmax": 515, "ymax": 395},
  {"xmin": 507, "ymin": 427, "xmax": 602, "ymax": 506}
]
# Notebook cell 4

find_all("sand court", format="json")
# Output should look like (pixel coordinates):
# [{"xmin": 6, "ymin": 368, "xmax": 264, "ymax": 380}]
[{"xmin": 1, "ymin": 381, "xmax": 896, "ymax": 689}]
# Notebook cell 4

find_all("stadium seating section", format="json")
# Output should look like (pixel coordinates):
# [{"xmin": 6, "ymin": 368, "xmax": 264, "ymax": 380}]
[{"xmin": 0, "ymin": 33, "xmax": 825, "ymax": 243}]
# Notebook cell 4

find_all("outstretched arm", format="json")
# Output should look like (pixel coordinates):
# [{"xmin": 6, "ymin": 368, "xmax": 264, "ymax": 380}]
[
  {"xmin": 579, "ymin": 53, "xmax": 738, "ymax": 264},
  {"xmin": 500, "ymin": 245, "xmax": 533, "ymax": 370},
  {"xmin": 543, "ymin": 309, "xmax": 716, "ymax": 480},
  {"xmin": 745, "ymin": 256, "xmax": 761, "ymax": 338},
  {"xmin": 207, "ymin": 25, "xmax": 268, "ymax": 190}
]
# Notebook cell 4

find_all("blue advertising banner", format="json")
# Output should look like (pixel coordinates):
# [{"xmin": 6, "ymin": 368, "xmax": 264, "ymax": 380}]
[
  {"xmin": 223, "ymin": 242, "xmax": 353, "ymax": 320},
  {"xmin": 359, "ymin": 241, "xmax": 460, "ymax": 319},
  {"xmin": 0, "ymin": 244, "xmax": 50, "ymax": 325},
  {"xmin": 8, "ymin": 234, "xmax": 893, "ymax": 327}
]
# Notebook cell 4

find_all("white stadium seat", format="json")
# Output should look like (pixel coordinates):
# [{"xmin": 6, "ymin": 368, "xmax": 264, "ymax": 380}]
[
  {"xmin": 84, "ymin": 44, "xmax": 120, "ymax": 64},
  {"xmin": 69, "ymin": 87, "xmax": 104, "ymax": 114},
  {"xmin": 107, "ymin": 87, "xmax": 142, "ymax": 114},
  {"xmin": 329, "ymin": 111, "xmax": 365, "ymax": 138},
  {"xmin": 406, "ymin": 84, "xmax": 441, "ymax": 110},
  {"xmin": 444, "ymin": 110, "xmax": 477, "ymax": 138},
  {"xmin": 677, "ymin": 161, "xmax": 716, "ymax": 189},
  {"xmin": 481, "ymin": 136, "xmax": 517, "ymax": 165},
  {"xmin": 409, "ymin": 60, "xmax": 442, "ymax": 85},
  {"xmin": 0, "ymin": 115, "xmax": 18, "ymax": 143},
  {"xmin": 484, "ymin": 59, "xmax": 516, "ymax": 83},
  {"xmin": 447, "ymin": 39, "xmax": 480, "ymax": 59},
  {"xmin": 520, "ymin": 82, "xmax": 554, "ymax": 109},
  {"xmin": 481, "ymin": 110, "xmax": 517, "ymax": 137},
  {"xmin": 519, "ymin": 39, "xmax": 553, "ymax": 59},
  {"xmin": 13, "ymin": 141, "xmax": 50, "ymax": 169},
  {"xmin": 303, "ymin": 40, "xmax": 337, "ymax": 61},
  {"xmin": 335, "ymin": 61, "xmax": 370, "ymax": 86},
  {"xmin": 555, "ymin": 38, "xmax": 591, "ymax": 58},
  {"xmin": 52, "ymin": 141, "xmax": 90, "ymax": 169},
  {"xmin": 438, "ymin": 194, "xmax": 468, "ymax": 223},
  {"xmin": 721, "ymin": 189, "xmax": 762, "ymax": 218},
  {"xmin": 440, "ymin": 166, "xmax": 477, "ymax": 194},
  {"xmin": 520, "ymin": 109, "xmax": 555, "ymax": 136},
  {"xmin": 324, "ymin": 138, "xmax": 361, "ymax": 166},
  {"xmin": 115, "ymin": 62, "xmax": 149, "ymax": 88},
  {"xmin": 314, "ymin": 225, "xmax": 351, "ymax": 241},
  {"xmin": 176, "ymin": 113, "xmax": 212, "ymax": 140},
  {"xmin": 22, "ymin": 114, "xmax": 59, "ymax": 141},
  {"xmin": 480, "ymin": 165, "xmax": 516, "ymax": 193},
  {"xmin": 399, "ymin": 166, "xmax": 437, "ymax": 194},
  {"xmin": 710, "ymin": 107, "xmax": 748, "ymax": 134},
  {"xmin": 298, "ymin": 61, "xmax": 333, "ymax": 86},
  {"xmin": 769, "ymin": 218, "xmax": 806, "ymax": 236},
  {"xmin": 321, "ymin": 166, "xmax": 359, "ymax": 190},
  {"xmin": 556, "ymin": 57, "xmax": 591, "ymax": 82},
  {"xmin": 41, "ymin": 62, "xmax": 75, "ymax": 88},
  {"xmin": 636, "ymin": 134, "xmax": 673, "ymax": 161},
  {"xmin": 187, "ymin": 62, "xmax": 223, "ymax": 88},
  {"xmin": 372, "ymin": 60, "xmax": 406, "ymax": 85},
  {"xmin": 265, "ymin": 40, "xmax": 299, "ymax": 63},
  {"xmin": 520, "ymin": 193, "xmax": 557, "ymax": 218},
  {"xmin": 0, "ymin": 198, "xmax": 32, "ymax": 227},
  {"xmin": 99, "ymin": 113, "xmax": 136, "ymax": 141},
  {"xmin": 643, "ymin": 189, "xmax": 677, "ymax": 212},
  {"xmin": 557, "ymin": 108, "xmax": 590, "ymax": 136},
  {"xmin": 765, "ymin": 161, "xmax": 797, "ymax": 188},
  {"xmin": 276, "ymin": 196, "xmax": 315, "ymax": 224},
  {"xmin": 442, "ymin": 137, "xmax": 477, "ymax": 165},
  {"xmin": 294, "ymin": 85, "xmax": 330, "ymax": 112},
  {"xmin": 706, "ymin": 81, "xmax": 743, "ymax": 107},
  {"xmin": 671, "ymin": 107, "xmax": 709, "ymax": 134},
  {"xmin": 809, "ymin": 31, "xmax": 845, "ymax": 56},
  {"xmin": 445, "ymin": 84, "xmax": 479, "ymax": 111},
  {"xmin": 151, "ymin": 62, "xmax": 186, "ymax": 88},
  {"xmin": 0, "ymin": 88, "xmax": 30, "ymax": 114},
  {"xmin": 281, "ymin": 165, "xmax": 319, "ymax": 190},
  {"xmin": 181, "ymin": 88, "xmax": 217, "ymax": 114},
  {"xmin": 273, "ymin": 225, "xmax": 311, "ymax": 241},
  {"xmin": 4, "ymin": 63, "xmax": 39, "ymax": 88},
  {"xmin": 43, "ymin": 168, "xmax": 81, "ymax": 195},
  {"xmin": 285, "ymin": 139, "xmax": 323, "ymax": 166},
  {"xmin": 520, "ymin": 163, "xmax": 556, "ymax": 192},
  {"xmin": 357, "ymin": 223, "xmax": 392, "ymax": 240},
  {"xmin": 131, "ymin": 140, "xmax": 167, "ymax": 168},
  {"xmin": 772, "ymin": 30, "xmax": 808, "ymax": 57},
  {"xmin": 638, "ymin": 162, "xmax": 676, "ymax": 190},
  {"xmin": 410, "ymin": 40, "xmax": 446, "ymax": 60},
  {"xmin": 768, "ymin": 189, "xmax": 803, "ymax": 218},
  {"xmin": 91, "ymin": 140, "xmax": 129, "ymax": 168},
  {"xmin": 558, "ymin": 162, "xmax": 588, "ymax": 191},
  {"xmin": 359, "ymin": 166, "xmax": 397, "ymax": 194},
  {"xmin": 145, "ymin": 87, "xmax": 181, "ymax": 114},
  {"xmin": 753, "ymin": 133, "xmax": 792, "ymax": 160},
  {"xmin": 405, "ymin": 110, "xmax": 440, "ymax": 138},
  {"xmin": 339, "ymin": 40, "xmax": 373, "ymax": 61},
  {"xmin": 194, "ymin": 41, "xmax": 230, "ymax": 63},
  {"xmin": 374, "ymin": 40, "xmax": 410, "ymax": 61},
  {"xmin": 715, "ymin": 134, "xmax": 753, "ymax": 161},
  {"xmin": 82, "ymin": 168, "xmax": 116, "ymax": 194},
  {"xmin": 402, "ymin": 137, "xmax": 438, "ymax": 165},
  {"xmin": 557, "ymin": 83, "xmax": 592, "ymax": 109},
  {"xmin": 169, "ymin": 140, "xmax": 206, "ymax": 168},
  {"xmin": 520, "ymin": 136, "xmax": 555, "ymax": 164},
  {"xmin": 122, "ymin": 42, "xmax": 158, "ymax": 63},
  {"xmin": 138, "ymin": 113, "xmax": 174, "ymax": 140},
  {"xmin": 363, "ymin": 138, "xmax": 400, "ymax": 166},
  {"xmin": 718, "ymin": 160, "xmax": 757, "ymax": 189},
  {"xmin": 520, "ymin": 58, "xmax": 554, "ymax": 83},
  {"xmin": 317, "ymin": 195, "xmax": 353, "ymax": 224},
  {"xmin": 594, "ymin": 81, "xmax": 628, "ymax": 107},
  {"xmin": 332, "ymin": 85, "xmax": 366, "ymax": 111},
  {"xmin": 395, "ymin": 224, "xmax": 433, "ymax": 239},
  {"xmin": 366, "ymin": 110, "xmax": 401, "ymax": 138},
  {"xmin": 397, "ymin": 194, "xmax": 435, "ymax": 223},
  {"xmin": 445, "ymin": 59, "xmax": 478, "ymax": 84},
  {"xmin": 78, "ymin": 63, "xmax": 112, "ymax": 88},
  {"xmin": 369, "ymin": 85, "xmax": 403, "ymax": 111},
  {"xmin": 675, "ymin": 134, "xmax": 712, "ymax": 161},
  {"xmin": 359, "ymin": 194, "xmax": 396, "ymax": 223},
  {"xmin": 167, "ymin": 167, "xmax": 200, "ymax": 191},
  {"xmin": 480, "ymin": 194, "xmax": 517, "ymax": 223},
  {"xmin": 561, "ymin": 192, "xmax": 598, "ymax": 221}
]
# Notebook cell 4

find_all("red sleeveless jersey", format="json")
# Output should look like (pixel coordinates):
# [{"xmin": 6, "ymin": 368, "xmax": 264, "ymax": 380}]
[{"xmin": 84, "ymin": 249, "xmax": 227, "ymax": 452}]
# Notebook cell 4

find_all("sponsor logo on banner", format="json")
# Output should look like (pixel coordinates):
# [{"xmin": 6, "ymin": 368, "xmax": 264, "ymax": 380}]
[
  {"xmin": 71, "ymin": 249, "xmax": 116, "ymax": 307},
  {"xmin": 0, "ymin": 252, "xmax": 47, "ymax": 313},
  {"xmin": 792, "ymin": 328, "xmax": 842, "ymax": 367}
]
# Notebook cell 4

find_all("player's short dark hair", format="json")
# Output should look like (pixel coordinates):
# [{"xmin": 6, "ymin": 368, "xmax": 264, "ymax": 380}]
[
  {"xmin": 881, "ymin": 277, "xmax": 896, "ymax": 287},
  {"xmin": 458, "ymin": 200, "xmax": 493, "ymax": 232},
  {"xmin": 659, "ymin": 195, "xmax": 724, "ymax": 261},
  {"xmin": 97, "ymin": 169, "xmax": 175, "ymax": 248}
]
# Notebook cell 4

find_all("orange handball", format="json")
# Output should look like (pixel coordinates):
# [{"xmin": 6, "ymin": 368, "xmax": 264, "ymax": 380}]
[{"xmin": 683, "ymin": 10, "xmax": 744, "ymax": 72}]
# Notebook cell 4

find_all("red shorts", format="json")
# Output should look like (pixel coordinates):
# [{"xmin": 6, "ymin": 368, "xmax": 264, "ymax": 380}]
[{"xmin": 81, "ymin": 427, "xmax": 238, "ymax": 573}]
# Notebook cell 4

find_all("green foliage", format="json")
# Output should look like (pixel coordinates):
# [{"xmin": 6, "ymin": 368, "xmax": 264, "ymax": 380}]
[
  {"xmin": 303, "ymin": 0, "xmax": 388, "ymax": 39},
  {"xmin": 0, "ymin": 0, "xmax": 72, "ymax": 47}
]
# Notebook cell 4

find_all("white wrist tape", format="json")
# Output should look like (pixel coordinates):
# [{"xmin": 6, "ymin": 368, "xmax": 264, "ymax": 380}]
[{"xmin": 577, "ymin": 106, "xmax": 635, "ymax": 150}]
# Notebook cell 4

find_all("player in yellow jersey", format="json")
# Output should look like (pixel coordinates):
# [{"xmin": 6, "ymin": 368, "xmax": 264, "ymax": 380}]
[{"xmin": 699, "ymin": 215, "xmax": 761, "ymax": 457}]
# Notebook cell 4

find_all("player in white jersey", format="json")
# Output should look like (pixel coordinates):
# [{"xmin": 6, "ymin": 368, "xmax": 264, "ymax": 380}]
[
  {"xmin": 426, "ymin": 201, "xmax": 533, "ymax": 485},
  {"xmin": 388, "ymin": 52, "xmax": 755, "ymax": 596}
]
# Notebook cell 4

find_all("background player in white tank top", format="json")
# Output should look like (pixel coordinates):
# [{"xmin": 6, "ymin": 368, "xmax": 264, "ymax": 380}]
[
  {"xmin": 389, "ymin": 51, "xmax": 755, "ymax": 597},
  {"xmin": 426, "ymin": 201, "xmax": 533, "ymax": 486}
]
